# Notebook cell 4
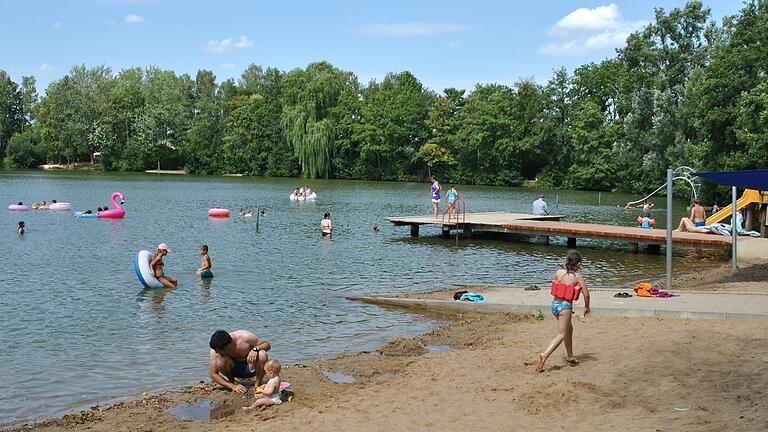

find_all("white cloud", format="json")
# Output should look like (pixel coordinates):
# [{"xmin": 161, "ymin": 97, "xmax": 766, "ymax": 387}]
[
  {"xmin": 360, "ymin": 22, "xmax": 470, "ymax": 37},
  {"xmin": 447, "ymin": 41, "xmax": 460, "ymax": 49},
  {"xmin": 553, "ymin": 4, "xmax": 622, "ymax": 33},
  {"xmin": 52, "ymin": 21, "xmax": 62, "ymax": 29},
  {"xmin": 540, "ymin": 4, "xmax": 645, "ymax": 56},
  {"xmin": 39, "ymin": 63, "xmax": 54, "ymax": 74},
  {"xmin": 124, "ymin": 14, "xmax": 144, "ymax": 23},
  {"xmin": 220, "ymin": 63, "xmax": 235, "ymax": 69},
  {"xmin": 202, "ymin": 35, "xmax": 254, "ymax": 53}
]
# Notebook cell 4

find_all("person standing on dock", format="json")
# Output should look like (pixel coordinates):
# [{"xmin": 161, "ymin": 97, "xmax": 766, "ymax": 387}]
[
  {"xmin": 430, "ymin": 175, "xmax": 442, "ymax": 218},
  {"xmin": 532, "ymin": 195, "xmax": 549, "ymax": 216}
]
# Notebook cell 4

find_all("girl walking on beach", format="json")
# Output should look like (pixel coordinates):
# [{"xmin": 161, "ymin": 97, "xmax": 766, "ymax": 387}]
[{"xmin": 537, "ymin": 251, "xmax": 591, "ymax": 372}]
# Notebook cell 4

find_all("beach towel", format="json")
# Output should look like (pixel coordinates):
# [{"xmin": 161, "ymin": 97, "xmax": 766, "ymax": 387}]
[
  {"xmin": 633, "ymin": 283, "xmax": 655, "ymax": 297},
  {"xmin": 634, "ymin": 282, "xmax": 676, "ymax": 298},
  {"xmin": 459, "ymin": 292, "xmax": 485, "ymax": 302}
]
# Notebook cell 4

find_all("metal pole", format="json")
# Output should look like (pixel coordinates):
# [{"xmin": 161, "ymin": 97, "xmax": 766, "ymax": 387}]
[
  {"xmin": 665, "ymin": 168, "xmax": 673, "ymax": 290},
  {"xmin": 598, "ymin": 192, "xmax": 601, "ymax": 205},
  {"xmin": 732, "ymin": 186, "xmax": 737, "ymax": 272},
  {"xmin": 255, "ymin": 203, "xmax": 260, "ymax": 232}
]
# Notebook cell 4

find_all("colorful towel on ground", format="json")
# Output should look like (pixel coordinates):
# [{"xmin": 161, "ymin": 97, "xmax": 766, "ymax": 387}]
[
  {"xmin": 459, "ymin": 292, "xmax": 486, "ymax": 302},
  {"xmin": 633, "ymin": 282, "xmax": 676, "ymax": 298}
]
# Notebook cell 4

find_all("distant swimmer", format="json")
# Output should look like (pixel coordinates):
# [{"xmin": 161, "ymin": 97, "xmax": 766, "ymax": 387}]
[
  {"xmin": 197, "ymin": 244, "xmax": 213, "ymax": 278},
  {"xmin": 150, "ymin": 243, "xmax": 177, "ymax": 288},
  {"xmin": 259, "ymin": 208, "xmax": 266, "ymax": 216},
  {"xmin": 18, "ymin": 221, "xmax": 25, "ymax": 235},
  {"xmin": 321, "ymin": 212, "xmax": 333, "ymax": 237},
  {"xmin": 373, "ymin": 223, "xmax": 380, "ymax": 232}
]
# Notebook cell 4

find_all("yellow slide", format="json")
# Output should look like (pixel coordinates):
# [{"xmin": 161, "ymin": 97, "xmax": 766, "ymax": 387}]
[{"xmin": 705, "ymin": 189, "xmax": 762, "ymax": 225}]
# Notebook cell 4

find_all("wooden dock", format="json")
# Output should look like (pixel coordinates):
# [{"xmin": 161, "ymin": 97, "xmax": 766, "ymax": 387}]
[{"xmin": 385, "ymin": 212, "xmax": 735, "ymax": 252}]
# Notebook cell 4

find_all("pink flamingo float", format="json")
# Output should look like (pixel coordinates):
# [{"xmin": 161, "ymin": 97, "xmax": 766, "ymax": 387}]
[
  {"xmin": 100, "ymin": 192, "xmax": 126, "ymax": 218},
  {"xmin": 78, "ymin": 192, "xmax": 125, "ymax": 219}
]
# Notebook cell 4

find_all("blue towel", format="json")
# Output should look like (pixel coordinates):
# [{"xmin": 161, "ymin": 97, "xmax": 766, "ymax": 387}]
[{"xmin": 459, "ymin": 292, "xmax": 485, "ymax": 302}]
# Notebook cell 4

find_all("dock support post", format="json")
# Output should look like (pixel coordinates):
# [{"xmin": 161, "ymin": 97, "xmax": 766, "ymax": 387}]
[
  {"xmin": 647, "ymin": 244, "xmax": 661, "ymax": 255},
  {"xmin": 567, "ymin": 237, "xmax": 576, "ymax": 248},
  {"xmin": 665, "ymin": 168, "xmax": 673, "ymax": 290},
  {"xmin": 442, "ymin": 225, "xmax": 451, "ymax": 238},
  {"xmin": 463, "ymin": 225, "xmax": 472, "ymax": 238},
  {"xmin": 539, "ymin": 236, "xmax": 550, "ymax": 245},
  {"xmin": 410, "ymin": 224, "xmax": 420, "ymax": 237},
  {"xmin": 732, "ymin": 186, "xmax": 737, "ymax": 272},
  {"xmin": 629, "ymin": 242, "xmax": 639, "ymax": 253}
]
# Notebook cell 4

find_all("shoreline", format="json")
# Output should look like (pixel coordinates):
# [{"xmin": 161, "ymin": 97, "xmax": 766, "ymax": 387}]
[{"xmin": 6, "ymin": 265, "xmax": 768, "ymax": 431}]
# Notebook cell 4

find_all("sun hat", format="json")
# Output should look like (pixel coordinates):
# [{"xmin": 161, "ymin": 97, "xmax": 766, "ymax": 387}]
[{"xmin": 158, "ymin": 243, "xmax": 169, "ymax": 251}]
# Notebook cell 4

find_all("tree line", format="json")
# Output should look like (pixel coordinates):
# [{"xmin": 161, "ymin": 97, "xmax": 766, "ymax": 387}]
[{"xmin": 1, "ymin": 1, "xmax": 766, "ymax": 203}]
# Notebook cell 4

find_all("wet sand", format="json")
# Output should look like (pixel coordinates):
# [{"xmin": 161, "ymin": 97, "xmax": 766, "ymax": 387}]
[{"xmin": 7, "ymin": 303, "xmax": 768, "ymax": 432}]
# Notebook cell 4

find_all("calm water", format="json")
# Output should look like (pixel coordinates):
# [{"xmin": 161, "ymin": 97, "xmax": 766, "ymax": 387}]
[{"xmin": 0, "ymin": 171, "xmax": 708, "ymax": 424}]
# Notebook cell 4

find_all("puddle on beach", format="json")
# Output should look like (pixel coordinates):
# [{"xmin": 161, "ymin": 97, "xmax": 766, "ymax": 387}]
[
  {"xmin": 166, "ymin": 398, "xmax": 238, "ymax": 421},
  {"xmin": 322, "ymin": 371, "xmax": 356, "ymax": 383},
  {"xmin": 425, "ymin": 344, "xmax": 452, "ymax": 353}
]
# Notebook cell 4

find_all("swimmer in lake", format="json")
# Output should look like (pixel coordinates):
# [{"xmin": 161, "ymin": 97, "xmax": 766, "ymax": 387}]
[{"xmin": 150, "ymin": 243, "xmax": 177, "ymax": 288}]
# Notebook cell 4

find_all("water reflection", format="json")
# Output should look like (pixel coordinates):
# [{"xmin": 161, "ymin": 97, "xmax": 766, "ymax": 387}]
[{"xmin": 137, "ymin": 287, "xmax": 176, "ymax": 318}]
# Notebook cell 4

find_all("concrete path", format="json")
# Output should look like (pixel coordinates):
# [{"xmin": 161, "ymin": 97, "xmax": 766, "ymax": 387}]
[{"xmin": 349, "ymin": 286, "xmax": 768, "ymax": 320}]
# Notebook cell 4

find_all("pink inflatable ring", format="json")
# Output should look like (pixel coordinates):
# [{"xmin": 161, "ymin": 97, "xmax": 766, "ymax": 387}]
[
  {"xmin": 208, "ymin": 208, "xmax": 231, "ymax": 218},
  {"xmin": 8, "ymin": 204, "xmax": 30, "ymax": 211}
]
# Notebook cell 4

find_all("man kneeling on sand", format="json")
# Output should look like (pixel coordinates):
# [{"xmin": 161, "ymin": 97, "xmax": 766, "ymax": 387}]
[{"xmin": 209, "ymin": 330, "xmax": 271, "ymax": 393}]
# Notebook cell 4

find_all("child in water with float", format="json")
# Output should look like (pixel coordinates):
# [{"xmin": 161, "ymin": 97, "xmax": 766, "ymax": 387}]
[
  {"xmin": 150, "ymin": 243, "xmax": 177, "ymax": 288},
  {"xmin": 536, "ymin": 250, "xmax": 591, "ymax": 372}
]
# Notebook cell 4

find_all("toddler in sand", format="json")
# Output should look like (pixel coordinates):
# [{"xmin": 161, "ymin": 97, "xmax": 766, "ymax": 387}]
[
  {"xmin": 536, "ymin": 251, "xmax": 591, "ymax": 372},
  {"xmin": 243, "ymin": 359, "xmax": 282, "ymax": 410}
]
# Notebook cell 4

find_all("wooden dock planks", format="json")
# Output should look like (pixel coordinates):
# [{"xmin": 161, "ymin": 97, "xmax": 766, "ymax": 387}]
[{"xmin": 385, "ymin": 212, "xmax": 735, "ymax": 250}]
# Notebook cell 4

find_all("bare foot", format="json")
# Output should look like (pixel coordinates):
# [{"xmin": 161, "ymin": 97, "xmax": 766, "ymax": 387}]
[
  {"xmin": 536, "ymin": 353, "xmax": 545, "ymax": 373},
  {"xmin": 566, "ymin": 356, "xmax": 579, "ymax": 365}
]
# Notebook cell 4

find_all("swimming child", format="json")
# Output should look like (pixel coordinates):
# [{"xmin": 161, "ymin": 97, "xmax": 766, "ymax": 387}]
[
  {"xmin": 18, "ymin": 221, "xmax": 25, "ymax": 235},
  {"xmin": 97, "ymin": 207, "xmax": 103, "ymax": 213},
  {"xmin": 242, "ymin": 359, "xmax": 282, "ymax": 410},
  {"xmin": 430, "ymin": 175, "xmax": 441, "ymax": 218},
  {"xmin": 150, "ymin": 243, "xmax": 178, "ymax": 288},
  {"xmin": 259, "ymin": 208, "xmax": 266, "ymax": 216},
  {"xmin": 536, "ymin": 250, "xmax": 591, "ymax": 372},
  {"xmin": 245, "ymin": 210, "xmax": 254, "ymax": 217},
  {"xmin": 372, "ymin": 223, "xmax": 380, "ymax": 232},
  {"xmin": 197, "ymin": 244, "xmax": 213, "ymax": 278},
  {"xmin": 321, "ymin": 212, "xmax": 333, "ymax": 237},
  {"xmin": 239, "ymin": 208, "xmax": 246, "ymax": 216}
]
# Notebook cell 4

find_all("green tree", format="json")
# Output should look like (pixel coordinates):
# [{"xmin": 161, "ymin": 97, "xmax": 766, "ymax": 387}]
[{"xmin": 281, "ymin": 62, "xmax": 347, "ymax": 178}]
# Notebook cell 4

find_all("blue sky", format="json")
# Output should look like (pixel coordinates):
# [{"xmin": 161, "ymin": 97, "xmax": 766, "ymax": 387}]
[{"xmin": 0, "ymin": 0, "xmax": 744, "ymax": 94}]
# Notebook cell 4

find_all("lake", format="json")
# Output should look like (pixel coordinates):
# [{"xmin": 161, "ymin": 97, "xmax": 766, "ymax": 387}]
[{"xmin": 0, "ymin": 171, "xmax": 707, "ymax": 424}]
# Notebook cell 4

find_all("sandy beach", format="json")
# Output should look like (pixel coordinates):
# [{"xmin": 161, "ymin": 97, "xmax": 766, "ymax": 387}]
[{"xmin": 7, "ymin": 268, "xmax": 768, "ymax": 432}]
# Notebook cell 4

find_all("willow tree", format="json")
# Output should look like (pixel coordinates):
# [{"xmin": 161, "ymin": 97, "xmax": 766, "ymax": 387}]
[{"xmin": 281, "ymin": 62, "xmax": 349, "ymax": 178}]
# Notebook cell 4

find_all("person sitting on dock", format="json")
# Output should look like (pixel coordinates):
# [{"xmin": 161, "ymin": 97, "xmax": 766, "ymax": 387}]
[
  {"xmin": 532, "ymin": 195, "xmax": 549, "ymax": 216},
  {"xmin": 209, "ymin": 330, "xmax": 271, "ymax": 393},
  {"xmin": 690, "ymin": 199, "xmax": 706, "ymax": 227},
  {"xmin": 675, "ymin": 217, "xmax": 711, "ymax": 233}
]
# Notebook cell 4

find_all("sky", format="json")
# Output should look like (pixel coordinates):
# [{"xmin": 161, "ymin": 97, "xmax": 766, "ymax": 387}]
[{"xmin": 0, "ymin": 0, "xmax": 745, "ymax": 94}]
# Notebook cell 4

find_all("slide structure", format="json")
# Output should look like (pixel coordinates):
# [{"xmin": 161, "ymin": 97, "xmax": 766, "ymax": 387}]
[{"xmin": 705, "ymin": 189, "xmax": 762, "ymax": 225}]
